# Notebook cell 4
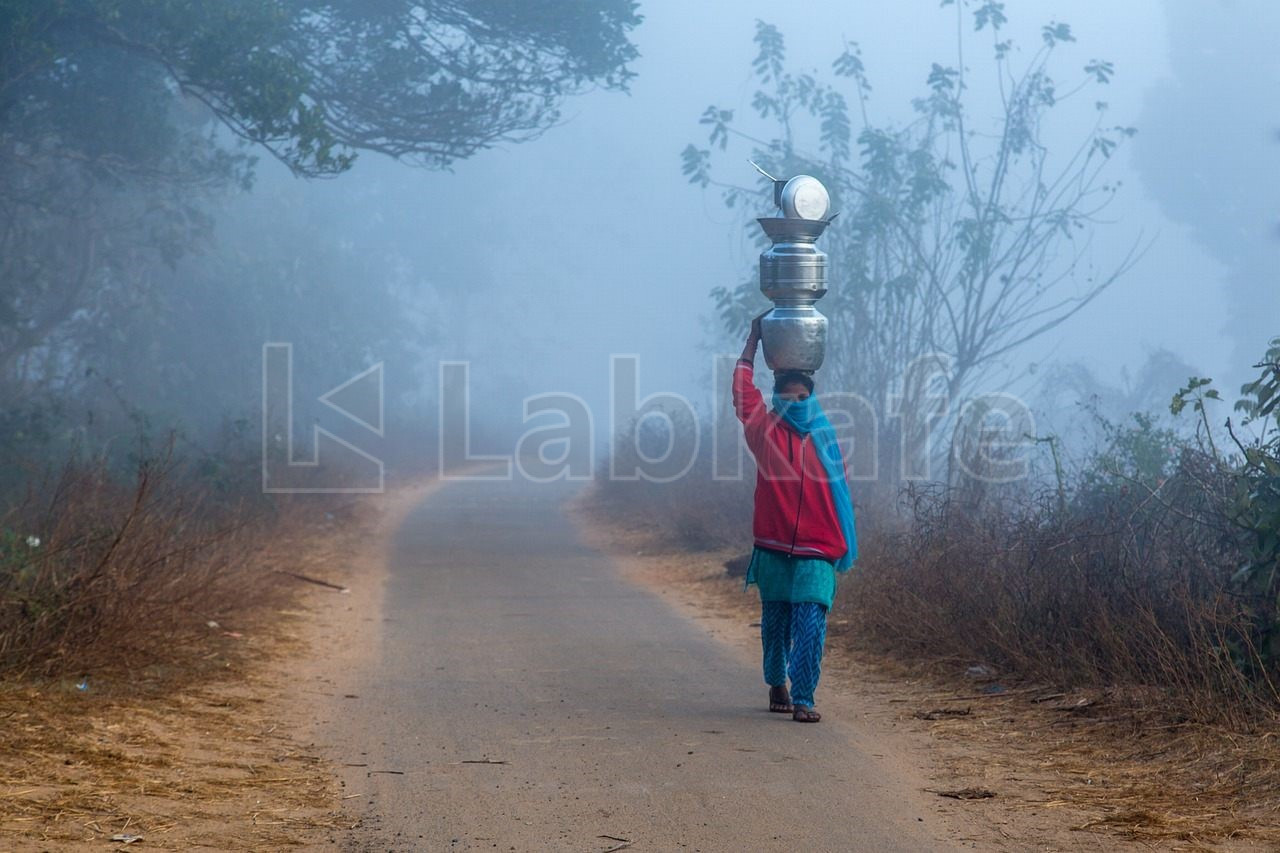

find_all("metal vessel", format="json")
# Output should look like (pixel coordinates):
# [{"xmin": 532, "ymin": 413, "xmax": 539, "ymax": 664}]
[{"xmin": 753, "ymin": 168, "xmax": 834, "ymax": 374}]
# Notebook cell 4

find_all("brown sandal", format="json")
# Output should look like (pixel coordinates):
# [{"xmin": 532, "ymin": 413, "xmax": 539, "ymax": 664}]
[
  {"xmin": 792, "ymin": 705, "xmax": 821, "ymax": 723},
  {"xmin": 769, "ymin": 685, "xmax": 794, "ymax": 713}
]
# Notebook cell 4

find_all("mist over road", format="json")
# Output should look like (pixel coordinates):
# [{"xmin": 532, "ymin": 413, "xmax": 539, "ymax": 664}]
[{"xmin": 323, "ymin": 475, "xmax": 958, "ymax": 851}]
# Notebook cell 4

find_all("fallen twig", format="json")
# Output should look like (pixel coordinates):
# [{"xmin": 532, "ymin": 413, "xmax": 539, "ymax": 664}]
[
  {"xmin": 1031, "ymin": 693, "xmax": 1067, "ymax": 703},
  {"xmin": 927, "ymin": 787, "xmax": 996, "ymax": 800},
  {"xmin": 272, "ymin": 569, "xmax": 349, "ymax": 592}
]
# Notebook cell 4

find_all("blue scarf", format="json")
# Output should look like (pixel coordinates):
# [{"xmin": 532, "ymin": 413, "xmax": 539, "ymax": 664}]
[{"xmin": 772, "ymin": 392, "xmax": 858, "ymax": 572}]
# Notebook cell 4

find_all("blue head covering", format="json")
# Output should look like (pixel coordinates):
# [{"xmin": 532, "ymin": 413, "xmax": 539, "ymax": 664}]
[{"xmin": 771, "ymin": 391, "xmax": 858, "ymax": 571}]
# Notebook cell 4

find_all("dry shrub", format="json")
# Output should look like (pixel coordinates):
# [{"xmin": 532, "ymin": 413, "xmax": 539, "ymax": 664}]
[
  {"xmin": 840, "ymin": 446, "xmax": 1277, "ymax": 727},
  {"xmin": 0, "ymin": 437, "xmax": 350, "ymax": 678}
]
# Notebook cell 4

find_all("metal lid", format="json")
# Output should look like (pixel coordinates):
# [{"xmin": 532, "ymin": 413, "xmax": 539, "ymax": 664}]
[{"xmin": 780, "ymin": 175, "xmax": 830, "ymax": 220}]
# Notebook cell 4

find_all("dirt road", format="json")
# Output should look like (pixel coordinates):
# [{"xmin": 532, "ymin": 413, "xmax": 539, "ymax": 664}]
[{"xmin": 316, "ymin": 474, "xmax": 971, "ymax": 852}]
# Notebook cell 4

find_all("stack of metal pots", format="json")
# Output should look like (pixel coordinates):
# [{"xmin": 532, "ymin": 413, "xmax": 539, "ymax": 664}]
[{"xmin": 755, "ymin": 170, "xmax": 833, "ymax": 376}]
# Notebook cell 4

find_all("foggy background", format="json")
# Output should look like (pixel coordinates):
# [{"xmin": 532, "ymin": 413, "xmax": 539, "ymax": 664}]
[
  {"xmin": 244, "ymin": 0, "xmax": 1273, "ymax": 454},
  {"xmin": 7, "ymin": 0, "xmax": 1277, "ymax": 466}
]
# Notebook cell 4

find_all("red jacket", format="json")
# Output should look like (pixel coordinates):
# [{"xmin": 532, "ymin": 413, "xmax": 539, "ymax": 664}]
[{"xmin": 733, "ymin": 359, "xmax": 849, "ymax": 562}]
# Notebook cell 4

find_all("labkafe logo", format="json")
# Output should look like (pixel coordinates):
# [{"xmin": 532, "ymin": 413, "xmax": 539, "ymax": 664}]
[
  {"xmin": 262, "ymin": 343, "xmax": 384, "ymax": 493},
  {"xmin": 438, "ymin": 356, "xmax": 706, "ymax": 484},
  {"xmin": 437, "ymin": 353, "xmax": 1037, "ymax": 485},
  {"xmin": 261, "ymin": 346, "xmax": 1036, "ymax": 490}
]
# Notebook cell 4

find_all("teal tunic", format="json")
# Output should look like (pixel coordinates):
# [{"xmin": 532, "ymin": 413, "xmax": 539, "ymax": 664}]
[{"xmin": 745, "ymin": 546, "xmax": 838, "ymax": 609}]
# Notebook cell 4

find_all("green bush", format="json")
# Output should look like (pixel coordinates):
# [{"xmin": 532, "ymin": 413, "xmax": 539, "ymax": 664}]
[{"xmin": 1221, "ymin": 338, "xmax": 1280, "ymax": 671}]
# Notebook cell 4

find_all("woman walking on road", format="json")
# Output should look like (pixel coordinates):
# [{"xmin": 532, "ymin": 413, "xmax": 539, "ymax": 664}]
[{"xmin": 733, "ymin": 315, "xmax": 857, "ymax": 723}]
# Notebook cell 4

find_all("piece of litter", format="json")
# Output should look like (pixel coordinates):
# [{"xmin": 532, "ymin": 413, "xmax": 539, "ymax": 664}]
[
  {"xmin": 222, "ymin": 631, "xmax": 243, "ymax": 639},
  {"xmin": 110, "ymin": 834, "xmax": 144, "ymax": 843},
  {"xmin": 75, "ymin": 677, "xmax": 89, "ymax": 692},
  {"xmin": 206, "ymin": 620, "xmax": 220, "ymax": 629}
]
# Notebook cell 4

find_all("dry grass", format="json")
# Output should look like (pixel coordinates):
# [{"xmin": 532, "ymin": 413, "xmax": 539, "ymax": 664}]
[
  {"xmin": 0, "ymin": 665, "xmax": 336, "ymax": 848},
  {"xmin": 0, "ymin": 441, "xmax": 369, "ymax": 678},
  {"xmin": 0, "ymin": 448, "xmax": 377, "ymax": 849},
  {"xmin": 850, "ymin": 653, "xmax": 1280, "ymax": 848}
]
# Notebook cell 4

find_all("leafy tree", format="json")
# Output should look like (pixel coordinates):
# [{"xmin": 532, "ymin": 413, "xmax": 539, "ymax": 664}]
[
  {"xmin": 1225, "ymin": 339, "xmax": 1280, "ymax": 670},
  {"xmin": 1157, "ymin": 338, "xmax": 1280, "ymax": 675},
  {"xmin": 0, "ymin": 0, "xmax": 641, "ymax": 388},
  {"xmin": 69, "ymin": 180, "xmax": 428, "ymax": 434},
  {"xmin": 685, "ymin": 2, "xmax": 1143, "ymax": 495},
  {"xmin": 1, "ymin": 0, "xmax": 640, "ymax": 175}
]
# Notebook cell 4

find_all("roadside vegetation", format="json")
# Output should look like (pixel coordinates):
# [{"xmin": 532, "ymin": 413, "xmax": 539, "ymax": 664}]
[
  {"xmin": 596, "ymin": 339, "xmax": 1280, "ymax": 721},
  {"xmin": 855, "ymin": 342, "xmax": 1280, "ymax": 724},
  {"xmin": 0, "ymin": 434, "xmax": 349, "ymax": 679},
  {"xmin": 0, "ymin": 435, "xmax": 376, "ymax": 846}
]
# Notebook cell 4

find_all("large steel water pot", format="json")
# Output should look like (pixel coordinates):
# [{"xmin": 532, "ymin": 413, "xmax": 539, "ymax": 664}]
[{"xmin": 756, "ymin": 189, "xmax": 833, "ymax": 374}]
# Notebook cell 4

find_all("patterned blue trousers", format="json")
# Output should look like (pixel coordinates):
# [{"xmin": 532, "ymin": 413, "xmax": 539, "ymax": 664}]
[{"xmin": 761, "ymin": 601, "xmax": 828, "ymax": 707}]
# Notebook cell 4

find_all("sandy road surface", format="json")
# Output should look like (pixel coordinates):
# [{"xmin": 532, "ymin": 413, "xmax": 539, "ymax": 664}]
[{"xmin": 314, "ymin": 474, "xmax": 972, "ymax": 852}]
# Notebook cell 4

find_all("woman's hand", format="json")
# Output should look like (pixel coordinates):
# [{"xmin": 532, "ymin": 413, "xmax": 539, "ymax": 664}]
[{"xmin": 741, "ymin": 310, "xmax": 769, "ymax": 362}]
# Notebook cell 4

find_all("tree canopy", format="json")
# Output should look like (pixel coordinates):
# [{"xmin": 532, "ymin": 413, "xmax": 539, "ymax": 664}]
[
  {"xmin": 0, "ymin": 0, "xmax": 642, "ymax": 176},
  {"xmin": 0, "ymin": 0, "xmax": 641, "ymax": 392}
]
